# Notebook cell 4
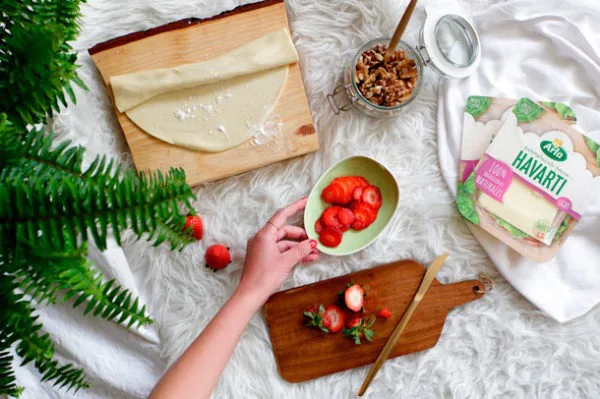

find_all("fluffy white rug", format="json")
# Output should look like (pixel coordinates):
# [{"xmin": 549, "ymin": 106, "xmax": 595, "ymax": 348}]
[{"xmin": 14, "ymin": 0, "xmax": 600, "ymax": 398}]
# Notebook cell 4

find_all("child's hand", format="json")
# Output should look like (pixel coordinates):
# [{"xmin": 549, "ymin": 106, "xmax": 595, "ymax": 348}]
[{"xmin": 238, "ymin": 197, "xmax": 319, "ymax": 303}]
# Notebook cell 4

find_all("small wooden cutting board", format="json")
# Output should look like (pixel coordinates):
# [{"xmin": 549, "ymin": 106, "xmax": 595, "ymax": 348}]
[
  {"xmin": 264, "ymin": 260, "xmax": 485, "ymax": 382},
  {"xmin": 88, "ymin": 0, "xmax": 318, "ymax": 186}
]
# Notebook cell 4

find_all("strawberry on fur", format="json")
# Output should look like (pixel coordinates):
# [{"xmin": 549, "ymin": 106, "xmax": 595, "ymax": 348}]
[
  {"xmin": 344, "ymin": 284, "xmax": 365, "ymax": 312},
  {"xmin": 183, "ymin": 214, "xmax": 203, "ymax": 240},
  {"xmin": 205, "ymin": 244, "xmax": 231, "ymax": 271},
  {"xmin": 377, "ymin": 308, "xmax": 392, "ymax": 319},
  {"xmin": 319, "ymin": 227, "xmax": 342, "ymax": 247},
  {"xmin": 324, "ymin": 304, "xmax": 346, "ymax": 333}
]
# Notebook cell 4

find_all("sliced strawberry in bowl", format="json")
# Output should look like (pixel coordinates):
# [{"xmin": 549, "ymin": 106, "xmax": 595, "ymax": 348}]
[
  {"xmin": 351, "ymin": 176, "xmax": 369, "ymax": 189},
  {"xmin": 314, "ymin": 218, "xmax": 324, "ymax": 234},
  {"xmin": 321, "ymin": 206, "xmax": 343, "ymax": 228},
  {"xmin": 344, "ymin": 284, "xmax": 365, "ymax": 312},
  {"xmin": 321, "ymin": 183, "xmax": 345, "ymax": 204},
  {"xmin": 352, "ymin": 186, "xmax": 364, "ymax": 201},
  {"xmin": 319, "ymin": 227, "xmax": 342, "ymax": 247},
  {"xmin": 362, "ymin": 185, "xmax": 383, "ymax": 210},
  {"xmin": 331, "ymin": 177, "xmax": 354, "ymax": 204},
  {"xmin": 337, "ymin": 207, "xmax": 355, "ymax": 226},
  {"xmin": 350, "ymin": 201, "xmax": 377, "ymax": 230},
  {"xmin": 323, "ymin": 304, "xmax": 346, "ymax": 333}
]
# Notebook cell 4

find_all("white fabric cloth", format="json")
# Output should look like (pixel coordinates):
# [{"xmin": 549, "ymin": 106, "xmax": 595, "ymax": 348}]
[{"xmin": 437, "ymin": 0, "xmax": 600, "ymax": 322}]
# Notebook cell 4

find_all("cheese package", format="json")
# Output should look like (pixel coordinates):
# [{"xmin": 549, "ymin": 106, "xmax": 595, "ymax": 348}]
[{"xmin": 457, "ymin": 97, "xmax": 600, "ymax": 262}]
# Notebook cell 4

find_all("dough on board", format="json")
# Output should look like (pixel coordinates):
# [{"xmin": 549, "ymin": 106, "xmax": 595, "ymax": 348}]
[
  {"xmin": 110, "ymin": 29, "xmax": 298, "ymax": 152},
  {"xmin": 125, "ymin": 66, "xmax": 288, "ymax": 152}
]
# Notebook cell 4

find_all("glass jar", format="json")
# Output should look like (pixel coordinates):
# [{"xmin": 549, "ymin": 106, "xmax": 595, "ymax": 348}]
[{"xmin": 327, "ymin": 12, "xmax": 481, "ymax": 118}]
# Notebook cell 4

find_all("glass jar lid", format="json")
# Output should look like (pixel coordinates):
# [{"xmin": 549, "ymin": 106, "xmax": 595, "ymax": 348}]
[{"xmin": 419, "ymin": 12, "xmax": 481, "ymax": 78}]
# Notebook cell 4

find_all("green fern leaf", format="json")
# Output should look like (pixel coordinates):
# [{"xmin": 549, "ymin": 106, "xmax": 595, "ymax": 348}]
[{"xmin": 1, "ymin": 278, "xmax": 89, "ymax": 393}]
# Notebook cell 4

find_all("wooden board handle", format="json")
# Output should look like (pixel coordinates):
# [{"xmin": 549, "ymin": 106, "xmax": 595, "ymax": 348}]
[{"xmin": 437, "ymin": 279, "xmax": 485, "ymax": 311}]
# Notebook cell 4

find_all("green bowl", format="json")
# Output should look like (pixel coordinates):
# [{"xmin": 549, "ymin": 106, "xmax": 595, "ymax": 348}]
[{"xmin": 304, "ymin": 156, "xmax": 400, "ymax": 256}]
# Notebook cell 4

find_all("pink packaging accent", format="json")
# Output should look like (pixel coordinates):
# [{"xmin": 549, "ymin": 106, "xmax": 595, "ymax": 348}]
[
  {"xmin": 461, "ymin": 160, "xmax": 479, "ymax": 183},
  {"xmin": 556, "ymin": 197, "xmax": 573, "ymax": 213},
  {"xmin": 475, "ymin": 158, "xmax": 514, "ymax": 203}
]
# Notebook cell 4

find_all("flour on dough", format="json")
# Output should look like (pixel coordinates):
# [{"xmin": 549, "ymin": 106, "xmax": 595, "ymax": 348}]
[{"xmin": 125, "ymin": 66, "xmax": 288, "ymax": 152}]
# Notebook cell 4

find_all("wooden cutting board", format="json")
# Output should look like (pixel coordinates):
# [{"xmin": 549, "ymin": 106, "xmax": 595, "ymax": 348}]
[
  {"xmin": 88, "ymin": 0, "xmax": 318, "ymax": 186},
  {"xmin": 264, "ymin": 260, "xmax": 485, "ymax": 382}
]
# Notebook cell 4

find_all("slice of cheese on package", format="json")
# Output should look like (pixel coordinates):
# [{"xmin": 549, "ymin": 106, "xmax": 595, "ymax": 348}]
[{"xmin": 477, "ymin": 179, "xmax": 563, "ymax": 245}]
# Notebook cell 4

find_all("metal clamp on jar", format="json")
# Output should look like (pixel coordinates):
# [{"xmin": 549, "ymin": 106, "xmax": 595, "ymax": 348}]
[{"xmin": 327, "ymin": 11, "xmax": 481, "ymax": 118}]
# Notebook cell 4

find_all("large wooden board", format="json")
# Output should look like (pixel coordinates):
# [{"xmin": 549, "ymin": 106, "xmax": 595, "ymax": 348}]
[
  {"xmin": 264, "ymin": 260, "xmax": 485, "ymax": 383},
  {"xmin": 89, "ymin": 0, "xmax": 318, "ymax": 186}
]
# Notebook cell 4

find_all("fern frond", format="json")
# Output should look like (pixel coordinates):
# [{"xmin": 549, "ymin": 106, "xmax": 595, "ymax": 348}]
[
  {"xmin": 14, "ymin": 241, "xmax": 153, "ymax": 327},
  {"xmin": 0, "ymin": 0, "xmax": 86, "ymax": 126},
  {"xmin": 0, "ymin": 277, "xmax": 89, "ymax": 393},
  {"xmin": 0, "ymin": 122, "xmax": 85, "ymax": 182},
  {"xmin": 0, "ymin": 348, "xmax": 23, "ymax": 398},
  {"xmin": 0, "ymin": 166, "xmax": 195, "ymax": 252}
]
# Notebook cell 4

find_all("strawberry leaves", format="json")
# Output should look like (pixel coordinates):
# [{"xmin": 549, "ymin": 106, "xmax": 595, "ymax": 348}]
[
  {"xmin": 304, "ymin": 304, "xmax": 329, "ymax": 333},
  {"xmin": 343, "ymin": 316, "xmax": 376, "ymax": 345}
]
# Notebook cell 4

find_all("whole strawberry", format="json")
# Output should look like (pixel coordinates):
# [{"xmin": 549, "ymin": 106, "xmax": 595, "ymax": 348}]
[
  {"xmin": 183, "ymin": 214, "xmax": 203, "ymax": 240},
  {"xmin": 205, "ymin": 244, "xmax": 231, "ymax": 271}
]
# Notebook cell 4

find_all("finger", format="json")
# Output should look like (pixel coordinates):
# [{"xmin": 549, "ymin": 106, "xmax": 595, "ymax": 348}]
[
  {"xmin": 267, "ymin": 197, "xmax": 308, "ymax": 229},
  {"xmin": 276, "ymin": 225, "xmax": 308, "ymax": 241},
  {"xmin": 276, "ymin": 240, "xmax": 298, "ymax": 253},
  {"xmin": 301, "ymin": 253, "xmax": 320, "ymax": 263},
  {"xmin": 282, "ymin": 238, "xmax": 317, "ymax": 264}
]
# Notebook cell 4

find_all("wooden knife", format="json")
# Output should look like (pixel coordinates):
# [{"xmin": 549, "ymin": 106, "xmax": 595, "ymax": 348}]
[{"xmin": 358, "ymin": 253, "xmax": 449, "ymax": 396}]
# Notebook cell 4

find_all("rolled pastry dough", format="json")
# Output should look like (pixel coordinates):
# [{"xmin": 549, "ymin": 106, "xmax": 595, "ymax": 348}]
[{"xmin": 111, "ymin": 29, "xmax": 298, "ymax": 112}]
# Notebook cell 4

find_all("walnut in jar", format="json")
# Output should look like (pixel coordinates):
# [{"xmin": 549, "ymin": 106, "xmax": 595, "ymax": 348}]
[{"xmin": 354, "ymin": 44, "xmax": 418, "ymax": 107}]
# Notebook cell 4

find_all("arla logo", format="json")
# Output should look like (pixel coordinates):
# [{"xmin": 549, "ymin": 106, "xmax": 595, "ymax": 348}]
[{"xmin": 540, "ymin": 139, "xmax": 568, "ymax": 162}]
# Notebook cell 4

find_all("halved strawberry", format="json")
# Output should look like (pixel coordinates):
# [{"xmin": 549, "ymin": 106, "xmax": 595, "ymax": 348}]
[
  {"xmin": 350, "ymin": 201, "xmax": 377, "ymax": 230},
  {"xmin": 344, "ymin": 284, "xmax": 365, "ymax": 312},
  {"xmin": 377, "ymin": 308, "xmax": 392, "ymax": 319},
  {"xmin": 315, "ymin": 218, "xmax": 324, "ymax": 234},
  {"xmin": 352, "ymin": 186, "xmax": 364, "ymax": 201},
  {"xmin": 337, "ymin": 207, "xmax": 355, "ymax": 226},
  {"xmin": 322, "ymin": 206, "xmax": 343, "ymax": 228},
  {"xmin": 319, "ymin": 227, "xmax": 342, "ymax": 247},
  {"xmin": 324, "ymin": 304, "xmax": 346, "ymax": 333},
  {"xmin": 362, "ymin": 185, "xmax": 383, "ymax": 210}
]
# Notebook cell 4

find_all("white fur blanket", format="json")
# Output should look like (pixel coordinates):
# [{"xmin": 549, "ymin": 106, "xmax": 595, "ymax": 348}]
[{"xmin": 14, "ymin": 0, "xmax": 600, "ymax": 398}]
